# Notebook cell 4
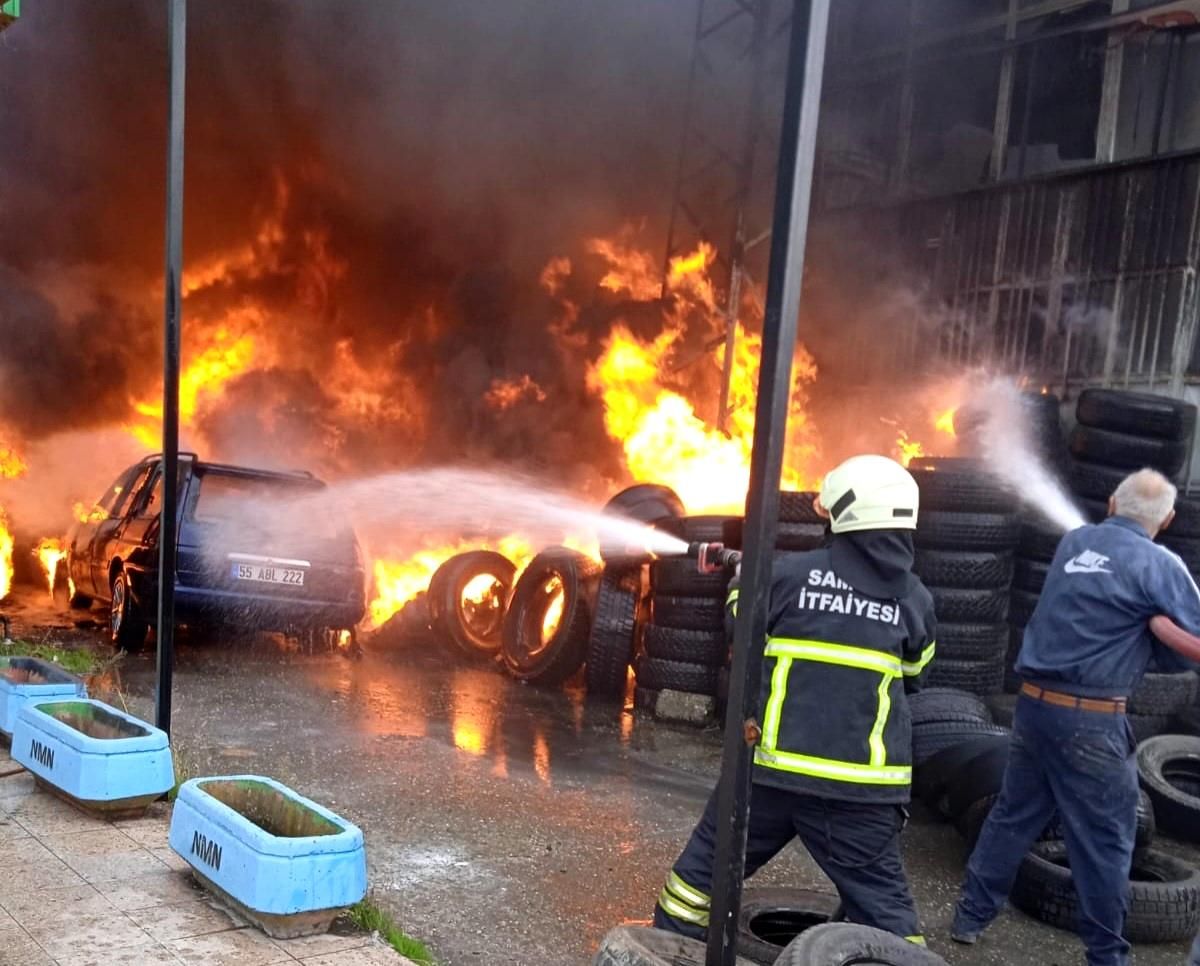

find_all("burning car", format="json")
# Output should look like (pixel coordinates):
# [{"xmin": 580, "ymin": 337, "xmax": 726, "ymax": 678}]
[{"xmin": 67, "ymin": 454, "xmax": 365, "ymax": 650}]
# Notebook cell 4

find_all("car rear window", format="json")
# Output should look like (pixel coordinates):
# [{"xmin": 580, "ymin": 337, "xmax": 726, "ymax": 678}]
[{"xmin": 190, "ymin": 472, "xmax": 322, "ymax": 522}]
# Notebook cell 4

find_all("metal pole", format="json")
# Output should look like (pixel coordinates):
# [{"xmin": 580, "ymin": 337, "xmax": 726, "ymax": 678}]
[
  {"xmin": 156, "ymin": 0, "xmax": 186, "ymax": 736},
  {"xmin": 705, "ymin": 2, "xmax": 829, "ymax": 964}
]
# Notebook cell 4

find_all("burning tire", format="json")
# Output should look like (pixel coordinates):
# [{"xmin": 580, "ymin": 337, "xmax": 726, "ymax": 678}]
[
  {"xmin": 428, "ymin": 551, "xmax": 517, "ymax": 662},
  {"xmin": 1137, "ymin": 735, "xmax": 1200, "ymax": 842},
  {"xmin": 735, "ymin": 887, "xmax": 839, "ymax": 964},
  {"xmin": 909, "ymin": 458, "xmax": 1018, "ymax": 513},
  {"xmin": 109, "ymin": 567, "xmax": 148, "ymax": 652},
  {"xmin": 642, "ymin": 625, "xmax": 727, "ymax": 667},
  {"xmin": 928, "ymin": 587, "xmax": 1009, "ymax": 623},
  {"xmin": 1068, "ymin": 425, "xmax": 1188, "ymax": 477},
  {"xmin": 651, "ymin": 595, "xmax": 725, "ymax": 632},
  {"xmin": 913, "ymin": 550, "xmax": 1013, "ymax": 589},
  {"xmin": 584, "ymin": 565, "xmax": 643, "ymax": 698},
  {"xmin": 914, "ymin": 512, "xmax": 1019, "ymax": 551},
  {"xmin": 500, "ymin": 547, "xmax": 600, "ymax": 686},
  {"xmin": 1076, "ymin": 388, "xmax": 1197, "ymax": 442}
]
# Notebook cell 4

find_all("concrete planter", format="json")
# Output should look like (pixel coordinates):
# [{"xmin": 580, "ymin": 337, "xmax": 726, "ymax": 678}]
[
  {"xmin": 0, "ymin": 657, "xmax": 86, "ymax": 738},
  {"xmin": 169, "ymin": 775, "xmax": 367, "ymax": 938},
  {"xmin": 12, "ymin": 699, "xmax": 173, "ymax": 817}
]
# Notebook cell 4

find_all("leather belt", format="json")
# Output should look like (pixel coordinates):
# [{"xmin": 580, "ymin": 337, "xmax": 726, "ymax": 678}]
[{"xmin": 1021, "ymin": 682, "xmax": 1126, "ymax": 714}]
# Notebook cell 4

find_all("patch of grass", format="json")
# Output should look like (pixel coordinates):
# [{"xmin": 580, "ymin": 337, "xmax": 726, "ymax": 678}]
[
  {"xmin": 348, "ymin": 899, "xmax": 436, "ymax": 965},
  {"xmin": 1, "ymin": 639, "xmax": 104, "ymax": 676},
  {"xmin": 168, "ymin": 741, "xmax": 200, "ymax": 802}
]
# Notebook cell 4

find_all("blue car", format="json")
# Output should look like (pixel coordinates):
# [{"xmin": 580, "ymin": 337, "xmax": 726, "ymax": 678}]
[{"xmin": 66, "ymin": 454, "xmax": 366, "ymax": 651}]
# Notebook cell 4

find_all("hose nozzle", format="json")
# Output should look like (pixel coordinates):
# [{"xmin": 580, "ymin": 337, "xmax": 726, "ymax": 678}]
[{"xmin": 687, "ymin": 541, "xmax": 742, "ymax": 574}]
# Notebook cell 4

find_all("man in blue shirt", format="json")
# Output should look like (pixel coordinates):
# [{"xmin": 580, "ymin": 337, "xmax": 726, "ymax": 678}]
[{"xmin": 952, "ymin": 468, "xmax": 1200, "ymax": 966}]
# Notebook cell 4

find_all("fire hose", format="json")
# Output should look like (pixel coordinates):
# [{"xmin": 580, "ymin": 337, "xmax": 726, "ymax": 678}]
[{"xmin": 686, "ymin": 541, "xmax": 742, "ymax": 574}]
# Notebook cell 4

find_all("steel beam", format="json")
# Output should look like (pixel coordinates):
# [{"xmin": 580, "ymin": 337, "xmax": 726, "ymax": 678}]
[
  {"xmin": 156, "ymin": 0, "xmax": 187, "ymax": 736},
  {"xmin": 705, "ymin": 1, "xmax": 829, "ymax": 963}
]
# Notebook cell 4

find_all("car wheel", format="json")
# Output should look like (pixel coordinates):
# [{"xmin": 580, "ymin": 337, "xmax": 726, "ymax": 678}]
[{"xmin": 110, "ymin": 569, "xmax": 148, "ymax": 652}]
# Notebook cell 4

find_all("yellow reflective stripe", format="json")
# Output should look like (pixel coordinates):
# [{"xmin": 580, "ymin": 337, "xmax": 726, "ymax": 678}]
[
  {"xmin": 901, "ymin": 641, "xmax": 936, "ymax": 677},
  {"xmin": 868, "ymin": 672, "xmax": 892, "ymax": 767},
  {"xmin": 766, "ymin": 638, "xmax": 902, "ymax": 676},
  {"xmin": 760, "ymin": 656, "xmax": 792, "ymax": 752},
  {"xmin": 906, "ymin": 936, "xmax": 926, "ymax": 946},
  {"xmin": 657, "ymin": 889, "xmax": 710, "ymax": 926},
  {"xmin": 727, "ymin": 587, "xmax": 738, "ymax": 618},
  {"xmin": 754, "ymin": 747, "xmax": 912, "ymax": 785},
  {"xmin": 667, "ymin": 872, "xmax": 709, "ymax": 909}
]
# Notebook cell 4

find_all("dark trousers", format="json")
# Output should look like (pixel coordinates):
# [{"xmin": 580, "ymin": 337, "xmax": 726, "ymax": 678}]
[
  {"xmin": 654, "ymin": 781, "xmax": 922, "ymax": 942},
  {"xmin": 955, "ymin": 694, "xmax": 1139, "ymax": 966}
]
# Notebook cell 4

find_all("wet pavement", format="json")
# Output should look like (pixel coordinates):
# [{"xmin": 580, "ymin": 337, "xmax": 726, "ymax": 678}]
[{"xmin": 4, "ymin": 588, "xmax": 1198, "ymax": 965}]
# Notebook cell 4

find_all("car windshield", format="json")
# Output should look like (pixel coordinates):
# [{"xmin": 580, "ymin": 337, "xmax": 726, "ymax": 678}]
[{"xmin": 190, "ymin": 471, "xmax": 347, "ymax": 538}]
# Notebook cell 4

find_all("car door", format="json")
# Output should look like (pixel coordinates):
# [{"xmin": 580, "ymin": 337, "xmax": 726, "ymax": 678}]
[
  {"xmin": 69, "ymin": 463, "xmax": 144, "ymax": 597},
  {"xmin": 89, "ymin": 460, "xmax": 157, "ymax": 599}
]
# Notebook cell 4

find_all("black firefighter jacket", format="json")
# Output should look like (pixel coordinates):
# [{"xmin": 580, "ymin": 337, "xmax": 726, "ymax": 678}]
[{"xmin": 726, "ymin": 546, "xmax": 937, "ymax": 804}]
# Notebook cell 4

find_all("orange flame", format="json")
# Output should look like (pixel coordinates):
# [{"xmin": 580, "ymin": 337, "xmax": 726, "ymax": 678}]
[
  {"xmin": 33, "ymin": 538, "xmax": 66, "ymax": 599},
  {"xmin": 895, "ymin": 432, "xmax": 924, "ymax": 468},
  {"xmin": 73, "ymin": 501, "xmax": 107, "ymax": 525},
  {"xmin": 0, "ymin": 442, "xmax": 26, "ymax": 480},
  {"xmin": 935, "ymin": 407, "xmax": 957, "ymax": 438},
  {"xmin": 485, "ymin": 375, "xmax": 546, "ymax": 411},
  {"xmin": 0, "ymin": 507, "xmax": 12, "ymax": 600}
]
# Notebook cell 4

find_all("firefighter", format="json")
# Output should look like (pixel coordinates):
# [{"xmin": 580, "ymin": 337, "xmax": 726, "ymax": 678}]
[{"xmin": 653, "ymin": 454, "xmax": 936, "ymax": 945}]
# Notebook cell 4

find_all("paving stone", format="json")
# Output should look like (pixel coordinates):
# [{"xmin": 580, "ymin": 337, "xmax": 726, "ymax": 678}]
[
  {"xmin": 296, "ymin": 943, "xmax": 416, "ymax": 965},
  {"xmin": 0, "ymin": 922, "xmax": 54, "ymax": 965},
  {"xmin": 129, "ymin": 898, "xmax": 243, "ymax": 942},
  {"xmin": 167, "ymin": 926, "xmax": 295, "ymax": 965},
  {"xmin": 0, "ymin": 879, "xmax": 110, "ymax": 923},
  {"xmin": 271, "ymin": 930, "xmax": 371, "ymax": 960},
  {"xmin": 93, "ymin": 869, "xmax": 206, "ymax": 912},
  {"xmin": 24, "ymin": 909, "xmax": 154, "ymax": 961},
  {"xmin": 41, "ymin": 827, "xmax": 169, "ymax": 882},
  {"xmin": 9, "ymin": 793, "xmax": 108, "ymax": 836},
  {"xmin": 0, "ymin": 838, "xmax": 85, "ymax": 902},
  {"xmin": 52, "ymin": 942, "xmax": 184, "ymax": 966}
]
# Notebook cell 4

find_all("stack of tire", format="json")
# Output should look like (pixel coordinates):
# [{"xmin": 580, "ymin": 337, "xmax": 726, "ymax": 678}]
[
  {"xmin": 1005, "ymin": 516, "xmax": 1062, "ymax": 698},
  {"xmin": 910, "ymin": 458, "xmax": 1019, "ymax": 696}
]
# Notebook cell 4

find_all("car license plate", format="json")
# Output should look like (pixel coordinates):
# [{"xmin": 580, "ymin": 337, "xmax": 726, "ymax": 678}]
[{"xmin": 231, "ymin": 563, "xmax": 306, "ymax": 586}]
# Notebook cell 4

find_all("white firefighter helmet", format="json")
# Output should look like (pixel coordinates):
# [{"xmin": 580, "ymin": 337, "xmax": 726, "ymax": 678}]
[{"xmin": 819, "ymin": 455, "xmax": 919, "ymax": 534}]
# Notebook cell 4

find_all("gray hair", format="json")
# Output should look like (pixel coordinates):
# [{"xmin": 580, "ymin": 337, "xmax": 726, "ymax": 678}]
[{"xmin": 1112, "ymin": 468, "xmax": 1177, "ymax": 531}]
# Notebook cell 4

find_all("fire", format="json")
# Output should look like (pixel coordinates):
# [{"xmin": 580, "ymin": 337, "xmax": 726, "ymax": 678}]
[
  {"xmin": 0, "ymin": 442, "xmax": 25, "ymax": 480},
  {"xmin": 588, "ymin": 236, "xmax": 663, "ymax": 301},
  {"xmin": 0, "ymin": 507, "xmax": 12, "ymax": 600},
  {"xmin": 935, "ymin": 407, "xmax": 957, "ymax": 438},
  {"xmin": 895, "ymin": 432, "xmax": 924, "ymax": 468},
  {"xmin": 73, "ymin": 500, "xmax": 107, "ymax": 525},
  {"xmin": 485, "ymin": 375, "xmax": 546, "ymax": 411},
  {"xmin": 33, "ymin": 538, "xmax": 66, "ymax": 599}
]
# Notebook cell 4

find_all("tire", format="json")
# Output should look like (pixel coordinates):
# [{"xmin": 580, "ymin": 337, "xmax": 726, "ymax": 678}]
[
  {"xmin": 1162, "ymin": 536, "xmax": 1200, "ymax": 576},
  {"xmin": 500, "ymin": 547, "xmax": 600, "ymax": 686},
  {"xmin": 109, "ymin": 568, "xmax": 147, "ymax": 652},
  {"xmin": 909, "ymin": 458, "xmax": 1018, "ymax": 513},
  {"xmin": 1079, "ymin": 497, "xmax": 1109, "ymax": 524},
  {"xmin": 1010, "ymin": 588, "xmax": 1040, "ymax": 627},
  {"xmin": 929, "ymin": 587, "xmax": 1009, "ymax": 623},
  {"xmin": 650, "ymin": 557, "xmax": 730, "ymax": 599},
  {"xmin": 774, "ymin": 522, "xmax": 827, "ymax": 552},
  {"xmin": 428, "ymin": 550, "xmax": 516, "ymax": 661},
  {"xmin": 1174, "ymin": 706, "xmax": 1200, "ymax": 737},
  {"xmin": 1076, "ymin": 387, "xmax": 1196, "ymax": 441},
  {"xmin": 915, "ymin": 511, "xmax": 1019, "ymax": 551},
  {"xmin": 642, "ymin": 625, "xmax": 727, "ymax": 667},
  {"xmin": 585, "ymin": 566, "xmax": 643, "ymax": 697},
  {"xmin": 935, "ymin": 624, "xmax": 1008, "ymax": 663},
  {"xmin": 913, "ymin": 550, "xmax": 1013, "ymax": 589},
  {"xmin": 925, "ymin": 655, "xmax": 1005, "ymax": 695},
  {"xmin": 652, "ymin": 595, "xmax": 725, "ymax": 631},
  {"xmin": 1137, "ymin": 735, "xmax": 1200, "ymax": 842},
  {"xmin": 775, "ymin": 923, "xmax": 948, "ymax": 966},
  {"xmin": 985, "ymin": 693, "xmax": 1018, "ymax": 728},
  {"xmin": 913, "ymin": 734, "xmax": 1008, "ymax": 810},
  {"xmin": 594, "ymin": 924, "xmax": 757, "ymax": 966},
  {"xmin": 1130, "ymin": 713, "xmax": 1174, "ymax": 744},
  {"xmin": 1171, "ymin": 496, "xmax": 1200, "ymax": 539},
  {"xmin": 1129, "ymin": 672, "xmax": 1199, "ymax": 716},
  {"xmin": 908, "ymin": 688, "xmax": 991, "ymax": 727},
  {"xmin": 600, "ymin": 485, "xmax": 686, "ymax": 563},
  {"xmin": 1018, "ymin": 520, "xmax": 1064, "ymax": 563},
  {"xmin": 1068, "ymin": 460, "xmax": 1127, "ymax": 501},
  {"xmin": 1012, "ymin": 841, "xmax": 1200, "ymax": 943},
  {"xmin": 736, "ymin": 887, "xmax": 839, "ymax": 964},
  {"xmin": 958, "ymin": 794, "xmax": 998, "ymax": 846},
  {"xmin": 634, "ymin": 655, "xmax": 720, "ymax": 694},
  {"xmin": 944, "ymin": 739, "xmax": 1010, "ymax": 818},
  {"xmin": 779, "ymin": 491, "xmax": 822, "ymax": 524},
  {"xmin": 912, "ymin": 719, "xmax": 1009, "ymax": 765},
  {"xmin": 1013, "ymin": 557, "xmax": 1050, "ymax": 594},
  {"xmin": 1069, "ymin": 425, "xmax": 1188, "ymax": 476},
  {"xmin": 680, "ymin": 515, "xmax": 739, "ymax": 543}
]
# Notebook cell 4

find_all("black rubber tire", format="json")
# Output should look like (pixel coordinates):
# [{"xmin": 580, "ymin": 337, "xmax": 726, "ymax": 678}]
[
  {"xmin": 1076, "ymin": 387, "xmax": 1197, "ymax": 442},
  {"xmin": 912, "ymin": 719, "xmax": 1009, "ymax": 765},
  {"xmin": 1018, "ymin": 520, "xmax": 1064, "ymax": 562},
  {"xmin": 600, "ymin": 485, "xmax": 686, "ymax": 563},
  {"xmin": 913, "ymin": 550, "xmax": 1013, "ymax": 590},
  {"xmin": 1003, "ymin": 627, "xmax": 1024, "ymax": 695},
  {"xmin": 1068, "ymin": 460, "xmax": 1127, "ymax": 501},
  {"xmin": 958, "ymin": 794, "xmax": 998, "ymax": 846},
  {"xmin": 110, "ymin": 568, "xmax": 148, "ymax": 653},
  {"xmin": 929, "ymin": 587, "xmax": 1010, "ymax": 623},
  {"xmin": 1010, "ymin": 588, "xmax": 1041, "ymax": 627},
  {"xmin": 1173, "ymin": 707, "xmax": 1200, "ymax": 737},
  {"xmin": 913, "ymin": 734, "xmax": 1008, "ymax": 810},
  {"xmin": 500, "ymin": 547, "xmax": 600, "ymax": 686},
  {"xmin": 936, "ymin": 623, "xmax": 1008, "ymax": 663},
  {"xmin": 778, "ymin": 491, "xmax": 822, "ymax": 524},
  {"xmin": 1161, "ymin": 536, "xmax": 1200, "ymax": 576},
  {"xmin": 909, "ymin": 457, "xmax": 1018, "ymax": 513},
  {"xmin": 585, "ymin": 566, "xmax": 643, "ymax": 697},
  {"xmin": 1138, "ymin": 735, "xmax": 1200, "ymax": 842},
  {"xmin": 1069, "ymin": 425, "xmax": 1188, "ymax": 476},
  {"xmin": 736, "ymin": 887, "xmax": 839, "ymax": 964},
  {"xmin": 649, "ymin": 556, "xmax": 730, "ymax": 599},
  {"xmin": 635, "ymin": 655, "xmax": 720, "ymax": 695},
  {"xmin": 774, "ymin": 522, "xmax": 827, "ymax": 552},
  {"xmin": 908, "ymin": 688, "xmax": 991, "ymax": 727},
  {"xmin": 775, "ymin": 923, "xmax": 949, "ymax": 966},
  {"xmin": 985, "ymin": 693, "xmax": 1018, "ymax": 728},
  {"xmin": 1129, "ymin": 672, "xmax": 1199, "ymax": 717},
  {"xmin": 680, "ymin": 515, "xmax": 739, "ymax": 543},
  {"xmin": 1013, "ymin": 557, "xmax": 1051, "ymax": 594},
  {"xmin": 642, "ymin": 624, "xmax": 727, "ymax": 667},
  {"xmin": 595, "ymin": 925, "xmax": 757, "ymax": 966},
  {"xmin": 925, "ymin": 655, "xmax": 1005, "ymax": 695},
  {"xmin": 1170, "ymin": 496, "xmax": 1200, "ymax": 540},
  {"xmin": 652, "ymin": 595, "xmax": 725, "ymax": 631},
  {"xmin": 915, "ymin": 511, "xmax": 1019, "ymax": 551},
  {"xmin": 1012, "ymin": 841, "xmax": 1200, "ymax": 943},
  {"xmin": 428, "ymin": 550, "xmax": 516, "ymax": 662},
  {"xmin": 1130, "ymin": 713, "xmax": 1174, "ymax": 745},
  {"xmin": 1079, "ymin": 497, "xmax": 1109, "ymax": 524},
  {"xmin": 945, "ymin": 738, "xmax": 1011, "ymax": 818}
]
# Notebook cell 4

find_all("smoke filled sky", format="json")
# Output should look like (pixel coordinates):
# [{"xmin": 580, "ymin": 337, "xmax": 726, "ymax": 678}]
[{"xmin": 0, "ymin": 1, "xmax": 700, "ymax": 479}]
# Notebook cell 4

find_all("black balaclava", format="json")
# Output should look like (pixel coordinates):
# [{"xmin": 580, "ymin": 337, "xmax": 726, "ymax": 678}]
[{"xmin": 829, "ymin": 529, "xmax": 917, "ymax": 600}]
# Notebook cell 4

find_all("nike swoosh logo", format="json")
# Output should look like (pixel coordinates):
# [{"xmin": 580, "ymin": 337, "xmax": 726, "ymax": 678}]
[{"xmin": 1064, "ymin": 560, "xmax": 1111, "ymax": 574}]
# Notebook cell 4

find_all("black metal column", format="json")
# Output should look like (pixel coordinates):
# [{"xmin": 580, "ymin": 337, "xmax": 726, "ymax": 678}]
[
  {"xmin": 156, "ymin": 0, "xmax": 186, "ymax": 735},
  {"xmin": 705, "ymin": 2, "xmax": 829, "ymax": 964}
]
